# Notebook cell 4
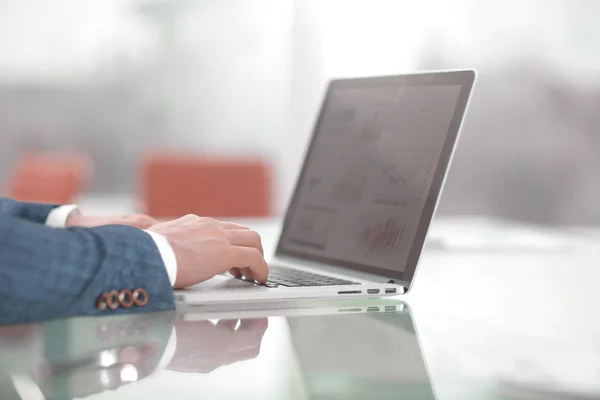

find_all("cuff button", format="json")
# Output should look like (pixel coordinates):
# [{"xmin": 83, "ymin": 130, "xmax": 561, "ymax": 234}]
[
  {"xmin": 118, "ymin": 290, "xmax": 134, "ymax": 308},
  {"xmin": 96, "ymin": 293, "xmax": 108, "ymax": 311},
  {"xmin": 106, "ymin": 290, "xmax": 120, "ymax": 310},
  {"xmin": 132, "ymin": 288, "xmax": 148, "ymax": 306}
]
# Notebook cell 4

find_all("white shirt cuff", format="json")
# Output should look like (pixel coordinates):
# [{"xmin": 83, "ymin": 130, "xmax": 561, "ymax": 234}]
[
  {"xmin": 45, "ymin": 205, "xmax": 79, "ymax": 228},
  {"xmin": 145, "ymin": 230, "xmax": 178, "ymax": 287}
]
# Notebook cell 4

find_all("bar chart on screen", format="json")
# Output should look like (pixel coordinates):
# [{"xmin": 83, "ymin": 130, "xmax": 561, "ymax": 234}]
[{"xmin": 360, "ymin": 214, "xmax": 405, "ymax": 254}]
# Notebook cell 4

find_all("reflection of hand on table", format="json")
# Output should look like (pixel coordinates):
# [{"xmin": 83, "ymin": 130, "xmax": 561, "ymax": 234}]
[
  {"xmin": 0, "ymin": 315, "xmax": 268, "ymax": 398},
  {"xmin": 168, "ymin": 318, "xmax": 269, "ymax": 374}
]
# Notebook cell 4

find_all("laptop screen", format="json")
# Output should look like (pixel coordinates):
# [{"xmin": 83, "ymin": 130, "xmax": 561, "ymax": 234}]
[{"xmin": 276, "ymin": 71, "xmax": 475, "ymax": 286}]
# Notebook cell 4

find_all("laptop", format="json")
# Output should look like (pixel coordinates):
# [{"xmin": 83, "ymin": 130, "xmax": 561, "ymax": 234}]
[{"xmin": 176, "ymin": 70, "xmax": 476, "ymax": 305}]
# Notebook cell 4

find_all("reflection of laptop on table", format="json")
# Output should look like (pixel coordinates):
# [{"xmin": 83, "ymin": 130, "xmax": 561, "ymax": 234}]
[
  {"xmin": 285, "ymin": 304, "xmax": 437, "ymax": 400},
  {"xmin": 175, "ymin": 299, "xmax": 435, "ymax": 399},
  {"xmin": 176, "ymin": 70, "xmax": 475, "ymax": 305}
]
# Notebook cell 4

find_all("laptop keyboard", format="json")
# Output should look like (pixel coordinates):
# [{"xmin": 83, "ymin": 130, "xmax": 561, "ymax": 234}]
[{"xmin": 263, "ymin": 266, "xmax": 360, "ymax": 287}]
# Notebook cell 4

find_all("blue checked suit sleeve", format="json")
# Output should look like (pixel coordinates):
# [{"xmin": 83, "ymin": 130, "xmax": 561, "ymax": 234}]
[
  {"xmin": 0, "ymin": 215, "xmax": 175, "ymax": 325},
  {"xmin": 0, "ymin": 197, "xmax": 57, "ymax": 224}
]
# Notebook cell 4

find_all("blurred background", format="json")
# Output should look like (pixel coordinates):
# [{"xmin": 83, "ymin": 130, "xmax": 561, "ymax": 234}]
[{"xmin": 1, "ymin": 0, "xmax": 599, "ymax": 225}]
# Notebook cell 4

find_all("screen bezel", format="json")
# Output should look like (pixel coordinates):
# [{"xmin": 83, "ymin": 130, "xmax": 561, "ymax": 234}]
[{"xmin": 275, "ymin": 70, "xmax": 476, "ymax": 286}]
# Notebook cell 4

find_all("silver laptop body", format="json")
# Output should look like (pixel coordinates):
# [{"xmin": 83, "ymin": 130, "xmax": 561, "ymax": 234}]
[{"xmin": 176, "ymin": 70, "xmax": 476, "ymax": 305}]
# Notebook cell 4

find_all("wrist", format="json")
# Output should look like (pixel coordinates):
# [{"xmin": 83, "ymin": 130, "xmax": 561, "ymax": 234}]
[
  {"xmin": 144, "ymin": 230, "xmax": 178, "ymax": 287},
  {"xmin": 64, "ymin": 209, "xmax": 83, "ymax": 227}
]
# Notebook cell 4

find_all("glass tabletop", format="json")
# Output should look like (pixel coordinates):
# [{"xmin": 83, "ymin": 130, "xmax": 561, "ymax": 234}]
[
  {"xmin": 2, "ymin": 295, "xmax": 600, "ymax": 400},
  {"xmin": 0, "ymin": 299, "xmax": 434, "ymax": 400}
]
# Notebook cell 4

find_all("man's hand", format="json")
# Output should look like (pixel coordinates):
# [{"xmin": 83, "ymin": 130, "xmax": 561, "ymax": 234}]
[
  {"xmin": 147, "ymin": 215, "xmax": 267, "ymax": 288},
  {"xmin": 65, "ymin": 209, "xmax": 158, "ymax": 229}
]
